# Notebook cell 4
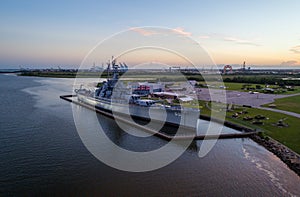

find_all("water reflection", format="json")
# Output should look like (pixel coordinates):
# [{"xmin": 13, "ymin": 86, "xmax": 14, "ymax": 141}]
[{"xmin": 1, "ymin": 75, "xmax": 300, "ymax": 196}]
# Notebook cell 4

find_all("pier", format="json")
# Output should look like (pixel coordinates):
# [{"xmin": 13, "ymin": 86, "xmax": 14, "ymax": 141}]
[{"xmin": 60, "ymin": 95, "xmax": 258, "ymax": 141}]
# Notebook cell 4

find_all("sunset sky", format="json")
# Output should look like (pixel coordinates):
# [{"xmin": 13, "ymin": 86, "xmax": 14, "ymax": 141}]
[{"xmin": 1, "ymin": 0, "xmax": 300, "ymax": 68}]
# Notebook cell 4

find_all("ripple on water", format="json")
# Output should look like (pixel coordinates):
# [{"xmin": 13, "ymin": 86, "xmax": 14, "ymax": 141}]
[{"xmin": 1, "ymin": 75, "xmax": 300, "ymax": 196}]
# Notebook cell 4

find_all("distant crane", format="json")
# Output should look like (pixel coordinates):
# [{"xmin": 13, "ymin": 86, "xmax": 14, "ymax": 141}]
[
  {"xmin": 242, "ymin": 61, "xmax": 246, "ymax": 70},
  {"xmin": 19, "ymin": 66, "xmax": 25, "ymax": 71},
  {"xmin": 123, "ymin": 62, "xmax": 128, "ymax": 71},
  {"xmin": 169, "ymin": 66, "xmax": 181, "ymax": 72}
]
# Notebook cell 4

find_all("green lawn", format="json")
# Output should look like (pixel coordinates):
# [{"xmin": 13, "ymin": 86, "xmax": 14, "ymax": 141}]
[
  {"xmin": 227, "ymin": 107, "xmax": 300, "ymax": 154},
  {"xmin": 199, "ymin": 100, "xmax": 300, "ymax": 154},
  {"xmin": 224, "ymin": 82, "xmax": 259, "ymax": 91},
  {"xmin": 263, "ymin": 95, "xmax": 300, "ymax": 114}
]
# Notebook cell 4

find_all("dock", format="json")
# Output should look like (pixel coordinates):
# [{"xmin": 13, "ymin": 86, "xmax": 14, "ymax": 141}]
[{"xmin": 60, "ymin": 95, "xmax": 258, "ymax": 141}]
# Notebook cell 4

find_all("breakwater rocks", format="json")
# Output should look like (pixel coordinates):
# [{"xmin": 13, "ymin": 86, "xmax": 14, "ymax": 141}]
[
  {"xmin": 200, "ymin": 114, "xmax": 300, "ymax": 177},
  {"xmin": 250, "ymin": 134, "xmax": 300, "ymax": 177}
]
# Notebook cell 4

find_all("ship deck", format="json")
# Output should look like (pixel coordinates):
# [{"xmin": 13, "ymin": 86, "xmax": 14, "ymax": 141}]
[{"xmin": 60, "ymin": 94, "xmax": 258, "ymax": 141}]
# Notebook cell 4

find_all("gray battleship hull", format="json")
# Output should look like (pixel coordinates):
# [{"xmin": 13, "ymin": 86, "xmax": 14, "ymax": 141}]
[{"xmin": 77, "ymin": 94, "xmax": 200, "ymax": 132}]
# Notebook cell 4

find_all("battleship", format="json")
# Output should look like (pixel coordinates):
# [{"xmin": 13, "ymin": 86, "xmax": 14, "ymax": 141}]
[{"xmin": 75, "ymin": 58, "xmax": 200, "ymax": 132}]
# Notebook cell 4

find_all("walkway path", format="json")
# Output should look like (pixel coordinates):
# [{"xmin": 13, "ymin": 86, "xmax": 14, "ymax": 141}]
[
  {"xmin": 256, "ymin": 106, "xmax": 300, "ymax": 118},
  {"xmin": 255, "ymin": 93, "xmax": 300, "ymax": 119}
]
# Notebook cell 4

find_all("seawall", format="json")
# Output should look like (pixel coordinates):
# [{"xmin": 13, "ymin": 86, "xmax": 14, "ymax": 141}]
[{"xmin": 200, "ymin": 115, "xmax": 300, "ymax": 177}]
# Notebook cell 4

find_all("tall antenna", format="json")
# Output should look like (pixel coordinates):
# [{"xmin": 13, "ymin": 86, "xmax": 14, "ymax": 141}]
[{"xmin": 106, "ymin": 59, "xmax": 111, "ymax": 79}]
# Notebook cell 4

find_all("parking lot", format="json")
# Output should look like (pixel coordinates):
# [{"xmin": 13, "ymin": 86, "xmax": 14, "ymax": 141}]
[{"xmin": 196, "ymin": 88, "xmax": 291, "ymax": 107}]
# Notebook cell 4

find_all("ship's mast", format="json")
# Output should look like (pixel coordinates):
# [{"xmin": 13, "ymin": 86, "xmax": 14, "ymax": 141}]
[
  {"xmin": 111, "ymin": 56, "xmax": 119, "ymax": 80},
  {"xmin": 105, "ymin": 56, "xmax": 122, "ymax": 81},
  {"xmin": 106, "ymin": 59, "xmax": 110, "ymax": 80}
]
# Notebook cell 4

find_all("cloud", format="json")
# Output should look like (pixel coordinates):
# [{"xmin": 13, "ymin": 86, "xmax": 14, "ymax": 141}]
[
  {"xmin": 130, "ymin": 27, "xmax": 192, "ymax": 37},
  {"xmin": 196, "ymin": 33, "xmax": 261, "ymax": 46},
  {"xmin": 172, "ymin": 27, "xmax": 192, "ymax": 37},
  {"xmin": 198, "ymin": 35, "xmax": 210, "ymax": 39},
  {"xmin": 130, "ymin": 27, "xmax": 158, "ymax": 36},
  {"xmin": 290, "ymin": 45, "xmax": 300, "ymax": 54},
  {"xmin": 280, "ymin": 60, "xmax": 298, "ymax": 65},
  {"xmin": 223, "ymin": 36, "xmax": 260, "ymax": 46}
]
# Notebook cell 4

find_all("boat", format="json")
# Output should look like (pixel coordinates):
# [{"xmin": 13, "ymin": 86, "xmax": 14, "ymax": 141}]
[{"xmin": 75, "ymin": 58, "xmax": 200, "ymax": 133}]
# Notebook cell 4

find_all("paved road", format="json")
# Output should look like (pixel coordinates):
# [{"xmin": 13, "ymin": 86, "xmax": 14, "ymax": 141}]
[
  {"xmin": 256, "ymin": 106, "xmax": 300, "ymax": 118},
  {"xmin": 197, "ymin": 88, "xmax": 289, "ymax": 107},
  {"xmin": 196, "ymin": 88, "xmax": 300, "ymax": 118}
]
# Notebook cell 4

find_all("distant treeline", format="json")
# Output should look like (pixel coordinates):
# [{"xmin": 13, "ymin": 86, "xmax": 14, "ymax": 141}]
[
  {"xmin": 18, "ymin": 70, "xmax": 300, "ymax": 85},
  {"xmin": 19, "ymin": 71, "xmax": 77, "ymax": 78},
  {"xmin": 223, "ymin": 76, "xmax": 300, "ymax": 86},
  {"xmin": 19, "ymin": 71, "xmax": 123, "ymax": 78},
  {"xmin": 183, "ymin": 73, "xmax": 300, "ymax": 86}
]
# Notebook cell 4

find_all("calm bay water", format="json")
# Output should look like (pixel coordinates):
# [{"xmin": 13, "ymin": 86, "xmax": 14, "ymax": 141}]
[{"xmin": 0, "ymin": 74, "xmax": 299, "ymax": 196}]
